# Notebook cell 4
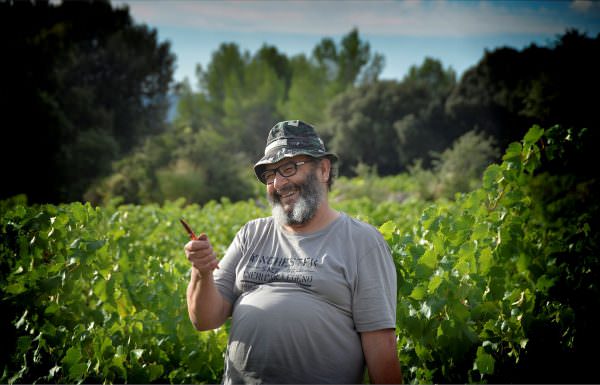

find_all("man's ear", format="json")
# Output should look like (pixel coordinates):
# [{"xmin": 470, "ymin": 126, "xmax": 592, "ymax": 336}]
[{"xmin": 319, "ymin": 158, "xmax": 331, "ymax": 183}]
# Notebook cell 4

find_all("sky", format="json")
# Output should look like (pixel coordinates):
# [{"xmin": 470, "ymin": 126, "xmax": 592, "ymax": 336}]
[{"xmin": 112, "ymin": 0, "xmax": 600, "ymax": 88}]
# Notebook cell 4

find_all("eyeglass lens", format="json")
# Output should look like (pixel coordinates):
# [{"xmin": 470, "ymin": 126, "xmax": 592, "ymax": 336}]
[{"xmin": 262, "ymin": 162, "xmax": 300, "ymax": 184}]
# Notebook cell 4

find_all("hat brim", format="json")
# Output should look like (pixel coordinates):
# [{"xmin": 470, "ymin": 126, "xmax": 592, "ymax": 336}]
[{"xmin": 253, "ymin": 149, "xmax": 338, "ymax": 182}]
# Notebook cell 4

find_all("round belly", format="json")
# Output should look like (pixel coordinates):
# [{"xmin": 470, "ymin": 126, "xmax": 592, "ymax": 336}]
[{"xmin": 227, "ymin": 283, "xmax": 364, "ymax": 383}]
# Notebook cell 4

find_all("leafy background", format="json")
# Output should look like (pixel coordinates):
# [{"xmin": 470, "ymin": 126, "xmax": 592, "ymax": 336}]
[
  {"xmin": 2, "ymin": 125, "xmax": 598, "ymax": 383},
  {"xmin": 1, "ymin": 1, "xmax": 599, "ymax": 383}
]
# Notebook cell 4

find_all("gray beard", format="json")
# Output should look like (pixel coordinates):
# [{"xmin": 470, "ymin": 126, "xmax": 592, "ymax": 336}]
[{"xmin": 269, "ymin": 170, "xmax": 323, "ymax": 227}]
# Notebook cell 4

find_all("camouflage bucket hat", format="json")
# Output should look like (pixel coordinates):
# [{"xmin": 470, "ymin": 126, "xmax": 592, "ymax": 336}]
[{"xmin": 253, "ymin": 120, "xmax": 338, "ymax": 181}]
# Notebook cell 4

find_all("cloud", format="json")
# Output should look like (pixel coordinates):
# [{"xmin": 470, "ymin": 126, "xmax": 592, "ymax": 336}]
[
  {"xmin": 570, "ymin": 0, "xmax": 598, "ymax": 13},
  {"xmin": 113, "ymin": 0, "xmax": 586, "ymax": 37}
]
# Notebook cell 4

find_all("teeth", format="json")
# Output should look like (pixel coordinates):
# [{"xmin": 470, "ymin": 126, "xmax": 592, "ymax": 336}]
[{"xmin": 278, "ymin": 190, "xmax": 295, "ymax": 198}]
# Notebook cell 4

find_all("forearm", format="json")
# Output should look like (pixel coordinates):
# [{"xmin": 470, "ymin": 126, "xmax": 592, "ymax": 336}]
[
  {"xmin": 361, "ymin": 329, "xmax": 403, "ymax": 384},
  {"xmin": 367, "ymin": 351, "xmax": 403, "ymax": 384},
  {"xmin": 186, "ymin": 268, "xmax": 229, "ymax": 330}
]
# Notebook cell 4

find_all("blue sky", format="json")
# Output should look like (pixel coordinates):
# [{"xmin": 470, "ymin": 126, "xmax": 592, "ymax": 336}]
[{"xmin": 112, "ymin": 0, "xmax": 600, "ymax": 88}]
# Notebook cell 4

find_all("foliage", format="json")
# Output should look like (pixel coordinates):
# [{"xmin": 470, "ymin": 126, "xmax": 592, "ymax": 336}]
[
  {"xmin": 322, "ymin": 58, "xmax": 459, "ymax": 175},
  {"xmin": 408, "ymin": 130, "xmax": 500, "ymax": 200},
  {"xmin": 0, "ymin": 198, "xmax": 267, "ymax": 384},
  {"xmin": 331, "ymin": 165, "xmax": 418, "ymax": 205},
  {"xmin": 2, "ymin": 125, "xmax": 598, "ymax": 383},
  {"xmin": 85, "ymin": 125, "xmax": 261, "ymax": 206},
  {"xmin": 0, "ymin": 0, "xmax": 175, "ymax": 203},
  {"xmin": 445, "ymin": 29, "xmax": 600, "ymax": 151},
  {"xmin": 322, "ymin": 30, "xmax": 599, "ymax": 181},
  {"xmin": 220, "ymin": 47, "xmax": 288, "ymax": 157},
  {"xmin": 278, "ymin": 55, "xmax": 332, "ymax": 125},
  {"xmin": 3, "ymin": 12, "xmax": 599, "ymax": 208},
  {"xmin": 91, "ymin": 29, "xmax": 383, "ymax": 206},
  {"xmin": 312, "ymin": 28, "xmax": 383, "ymax": 91},
  {"xmin": 323, "ymin": 80, "xmax": 411, "ymax": 175},
  {"xmin": 183, "ymin": 30, "xmax": 383, "ymax": 161},
  {"xmin": 382, "ymin": 125, "xmax": 599, "ymax": 383}
]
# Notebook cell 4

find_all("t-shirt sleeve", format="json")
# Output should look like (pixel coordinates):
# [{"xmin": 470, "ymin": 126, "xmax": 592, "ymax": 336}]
[
  {"xmin": 352, "ymin": 225, "xmax": 397, "ymax": 332},
  {"xmin": 213, "ymin": 225, "xmax": 246, "ymax": 305}
]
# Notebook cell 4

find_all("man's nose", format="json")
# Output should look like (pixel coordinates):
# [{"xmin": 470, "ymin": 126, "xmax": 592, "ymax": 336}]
[{"xmin": 272, "ymin": 172, "xmax": 289, "ymax": 190}]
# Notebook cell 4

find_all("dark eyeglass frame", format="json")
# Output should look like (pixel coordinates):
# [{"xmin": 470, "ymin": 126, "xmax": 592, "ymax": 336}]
[{"xmin": 260, "ymin": 159, "xmax": 316, "ymax": 185}]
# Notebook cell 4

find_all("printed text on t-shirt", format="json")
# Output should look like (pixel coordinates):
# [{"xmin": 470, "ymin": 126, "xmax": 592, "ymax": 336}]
[{"xmin": 240, "ymin": 253, "xmax": 320, "ymax": 291}]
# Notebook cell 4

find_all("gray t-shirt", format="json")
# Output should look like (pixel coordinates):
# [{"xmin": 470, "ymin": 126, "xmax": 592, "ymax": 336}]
[{"xmin": 214, "ymin": 212, "xmax": 397, "ymax": 384}]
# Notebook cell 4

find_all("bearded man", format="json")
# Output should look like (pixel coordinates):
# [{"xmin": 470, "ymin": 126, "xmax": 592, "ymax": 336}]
[{"xmin": 185, "ymin": 120, "xmax": 402, "ymax": 384}]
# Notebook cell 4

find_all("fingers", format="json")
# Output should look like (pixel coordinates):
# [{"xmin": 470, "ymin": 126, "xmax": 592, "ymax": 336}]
[
  {"xmin": 185, "ymin": 235, "xmax": 218, "ymax": 272},
  {"xmin": 187, "ymin": 250, "xmax": 218, "ymax": 271}
]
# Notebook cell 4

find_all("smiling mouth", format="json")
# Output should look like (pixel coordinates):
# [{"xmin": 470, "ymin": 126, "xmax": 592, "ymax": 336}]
[
  {"xmin": 276, "ymin": 187, "xmax": 298, "ymax": 203},
  {"xmin": 279, "ymin": 190, "xmax": 295, "ymax": 198}
]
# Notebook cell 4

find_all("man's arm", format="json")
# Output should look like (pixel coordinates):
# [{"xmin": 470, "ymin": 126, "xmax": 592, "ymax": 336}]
[
  {"xmin": 361, "ymin": 328, "xmax": 403, "ymax": 384},
  {"xmin": 186, "ymin": 269, "xmax": 232, "ymax": 330},
  {"xmin": 185, "ymin": 236, "xmax": 232, "ymax": 330}
]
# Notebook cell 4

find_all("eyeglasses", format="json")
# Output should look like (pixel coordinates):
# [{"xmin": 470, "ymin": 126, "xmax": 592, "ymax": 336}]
[{"xmin": 260, "ymin": 159, "xmax": 315, "ymax": 185}]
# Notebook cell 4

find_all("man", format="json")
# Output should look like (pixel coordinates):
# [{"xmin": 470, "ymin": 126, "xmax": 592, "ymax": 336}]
[{"xmin": 185, "ymin": 120, "xmax": 402, "ymax": 384}]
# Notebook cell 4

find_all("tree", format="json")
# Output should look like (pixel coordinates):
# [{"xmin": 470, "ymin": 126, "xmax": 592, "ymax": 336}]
[
  {"xmin": 394, "ymin": 58, "xmax": 460, "ymax": 168},
  {"xmin": 445, "ymin": 29, "xmax": 600, "ymax": 150},
  {"xmin": 173, "ymin": 79, "xmax": 211, "ymax": 132},
  {"xmin": 171, "ymin": 28, "xmax": 384, "ymax": 186},
  {"xmin": 85, "ymin": 124, "xmax": 258, "ymax": 206},
  {"xmin": 402, "ymin": 57, "xmax": 456, "ymax": 101},
  {"xmin": 193, "ymin": 43, "xmax": 290, "ymax": 157},
  {"xmin": 432, "ymin": 130, "xmax": 499, "ymax": 199},
  {"xmin": 0, "ymin": 0, "xmax": 175, "ymax": 203},
  {"xmin": 196, "ymin": 42, "xmax": 247, "ymax": 121},
  {"xmin": 279, "ymin": 55, "xmax": 331, "ymax": 125},
  {"xmin": 323, "ymin": 81, "xmax": 408, "ymax": 175},
  {"xmin": 221, "ymin": 55, "xmax": 287, "ymax": 157},
  {"xmin": 313, "ymin": 28, "xmax": 383, "ymax": 91},
  {"xmin": 323, "ymin": 58, "xmax": 458, "ymax": 176}
]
